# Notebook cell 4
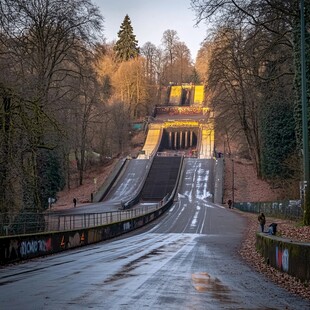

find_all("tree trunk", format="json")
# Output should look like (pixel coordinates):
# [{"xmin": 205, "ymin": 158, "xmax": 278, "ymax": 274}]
[{"xmin": 0, "ymin": 96, "xmax": 11, "ymax": 213}]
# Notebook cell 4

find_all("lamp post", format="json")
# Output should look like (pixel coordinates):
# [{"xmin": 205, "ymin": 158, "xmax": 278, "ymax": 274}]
[
  {"xmin": 300, "ymin": 0, "xmax": 310, "ymax": 224},
  {"xmin": 301, "ymin": 0, "xmax": 309, "ymax": 189}
]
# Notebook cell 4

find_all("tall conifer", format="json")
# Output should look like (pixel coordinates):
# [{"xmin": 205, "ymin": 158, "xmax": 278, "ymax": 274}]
[{"xmin": 114, "ymin": 15, "xmax": 139, "ymax": 61}]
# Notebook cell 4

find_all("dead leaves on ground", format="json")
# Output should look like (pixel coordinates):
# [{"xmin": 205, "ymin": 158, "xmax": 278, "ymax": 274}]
[{"xmin": 238, "ymin": 212, "xmax": 310, "ymax": 300}]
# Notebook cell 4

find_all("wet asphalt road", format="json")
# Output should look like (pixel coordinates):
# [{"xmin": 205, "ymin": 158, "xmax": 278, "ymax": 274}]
[{"xmin": 0, "ymin": 159, "xmax": 309, "ymax": 309}]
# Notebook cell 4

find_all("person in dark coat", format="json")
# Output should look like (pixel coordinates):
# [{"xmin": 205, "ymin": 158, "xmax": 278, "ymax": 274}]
[
  {"xmin": 73, "ymin": 197, "xmax": 77, "ymax": 208},
  {"xmin": 268, "ymin": 223, "xmax": 277, "ymax": 235},
  {"xmin": 258, "ymin": 213, "xmax": 266, "ymax": 232}
]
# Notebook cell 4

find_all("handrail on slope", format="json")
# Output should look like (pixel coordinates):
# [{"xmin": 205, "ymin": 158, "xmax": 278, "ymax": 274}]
[{"xmin": 168, "ymin": 155, "xmax": 184, "ymax": 202}]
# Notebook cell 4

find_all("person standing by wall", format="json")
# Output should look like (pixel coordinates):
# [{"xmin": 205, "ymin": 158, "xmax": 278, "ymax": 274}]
[
  {"xmin": 73, "ymin": 197, "xmax": 77, "ymax": 208},
  {"xmin": 258, "ymin": 213, "xmax": 266, "ymax": 232}
]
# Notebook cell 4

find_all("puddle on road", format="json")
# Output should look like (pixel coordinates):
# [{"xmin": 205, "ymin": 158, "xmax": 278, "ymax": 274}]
[{"xmin": 191, "ymin": 272, "xmax": 234, "ymax": 304}]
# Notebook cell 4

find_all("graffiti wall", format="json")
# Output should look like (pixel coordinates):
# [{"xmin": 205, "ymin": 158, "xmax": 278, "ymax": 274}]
[
  {"xmin": 1, "ymin": 236, "xmax": 54, "ymax": 263},
  {"xmin": 0, "ymin": 201, "xmax": 173, "ymax": 265},
  {"xmin": 276, "ymin": 246, "xmax": 289, "ymax": 273},
  {"xmin": 256, "ymin": 234, "xmax": 310, "ymax": 282}
]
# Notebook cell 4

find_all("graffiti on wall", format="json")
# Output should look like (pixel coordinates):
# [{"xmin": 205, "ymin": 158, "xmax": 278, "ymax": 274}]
[
  {"xmin": 60, "ymin": 232, "xmax": 86, "ymax": 249},
  {"xmin": 68, "ymin": 232, "xmax": 81, "ymax": 248},
  {"xmin": 88, "ymin": 230, "xmax": 101, "ymax": 243},
  {"xmin": 276, "ymin": 246, "xmax": 289, "ymax": 272},
  {"xmin": 5, "ymin": 239, "xmax": 19, "ymax": 260},
  {"xmin": 3, "ymin": 238, "xmax": 53, "ymax": 261},
  {"xmin": 123, "ymin": 222, "xmax": 131, "ymax": 231},
  {"xmin": 20, "ymin": 238, "xmax": 52, "ymax": 257}
]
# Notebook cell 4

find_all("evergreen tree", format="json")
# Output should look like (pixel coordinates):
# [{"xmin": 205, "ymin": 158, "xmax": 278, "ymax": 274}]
[
  {"xmin": 114, "ymin": 15, "xmax": 139, "ymax": 61},
  {"xmin": 260, "ymin": 99, "xmax": 296, "ymax": 180},
  {"xmin": 38, "ymin": 149, "xmax": 65, "ymax": 210}
]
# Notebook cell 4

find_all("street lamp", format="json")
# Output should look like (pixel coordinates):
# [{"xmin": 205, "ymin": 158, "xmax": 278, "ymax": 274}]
[{"xmin": 301, "ymin": 0, "xmax": 309, "ymax": 190}]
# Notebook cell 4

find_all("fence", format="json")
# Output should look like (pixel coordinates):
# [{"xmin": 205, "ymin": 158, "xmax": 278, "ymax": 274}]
[
  {"xmin": 234, "ymin": 200, "xmax": 303, "ymax": 220},
  {"xmin": 0, "ymin": 203, "xmax": 164, "ymax": 237}
]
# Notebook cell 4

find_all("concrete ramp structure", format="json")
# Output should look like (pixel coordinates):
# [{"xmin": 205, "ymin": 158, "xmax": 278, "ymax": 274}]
[
  {"xmin": 193, "ymin": 85, "xmax": 204, "ymax": 105},
  {"xmin": 138, "ymin": 124, "xmax": 162, "ymax": 159},
  {"xmin": 140, "ymin": 108, "xmax": 214, "ymax": 160},
  {"xmin": 169, "ymin": 86, "xmax": 182, "ymax": 105},
  {"xmin": 93, "ymin": 83, "xmax": 219, "ymax": 216},
  {"xmin": 168, "ymin": 84, "xmax": 205, "ymax": 106},
  {"xmin": 199, "ymin": 124, "xmax": 215, "ymax": 159}
]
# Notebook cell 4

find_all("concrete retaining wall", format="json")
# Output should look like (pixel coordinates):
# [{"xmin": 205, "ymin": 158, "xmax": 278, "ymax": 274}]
[
  {"xmin": 256, "ymin": 233, "xmax": 310, "ymax": 281},
  {"xmin": 93, "ymin": 158, "xmax": 128, "ymax": 202},
  {"xmin": 0, "ymin": 202, "xmax": 171, "ymax": 265}
]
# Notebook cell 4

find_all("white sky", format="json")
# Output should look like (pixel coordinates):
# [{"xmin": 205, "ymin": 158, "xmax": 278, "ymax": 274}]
[{"xmin": 92, "ymin": 0, "xmax": 208, "ymax": 60}]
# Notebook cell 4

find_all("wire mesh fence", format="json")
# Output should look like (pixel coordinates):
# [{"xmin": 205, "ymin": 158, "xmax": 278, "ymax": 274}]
[{"xmin": 234, "ymin": 200, "xmax": 303, "ymax": 220}]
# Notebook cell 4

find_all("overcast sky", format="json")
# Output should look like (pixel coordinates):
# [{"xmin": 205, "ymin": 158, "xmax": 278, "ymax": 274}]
[{"xmin": 92, "ymin": 0, "xmax": 208, "ymax": 60}]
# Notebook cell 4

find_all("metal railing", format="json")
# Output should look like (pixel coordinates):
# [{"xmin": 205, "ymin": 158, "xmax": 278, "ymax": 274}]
[{"xmin": 0, "ymin": 201, "xmax": 169, "ymax": 237}]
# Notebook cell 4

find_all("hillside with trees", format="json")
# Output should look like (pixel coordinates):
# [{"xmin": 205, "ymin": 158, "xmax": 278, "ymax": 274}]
[
  {"xmin": 1, "ymin": 0, "xmax": 309, "ymax": 226},
  {"xmin": 192, "ymin": 0, "xmax": 310, "ymax": 224},
  {"xmin": 0, "ymin": 1, "xmax": 196, "ymax": 218}
]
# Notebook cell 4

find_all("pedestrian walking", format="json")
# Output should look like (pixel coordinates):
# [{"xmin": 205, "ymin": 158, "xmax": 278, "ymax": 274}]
[
  {"xmin": 227, "ymin": 199, "xmax": 232, "ymax": 209},
  {"xmin": 73, "ymin": 197, "xmax": 77, "ymax": 208},
  {"xmin": 258, "ymin": 213, "xmax": 266, "ymax": 232}
]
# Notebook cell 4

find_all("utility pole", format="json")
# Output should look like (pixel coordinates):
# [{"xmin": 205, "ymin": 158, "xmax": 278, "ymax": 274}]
[
  {"xmin": 301, "ymin": 0, "xmax": 309, "ymax": 185},
  {"xmin": 300, "ymin": 0, "xmax": 310, "ymax": 224}
]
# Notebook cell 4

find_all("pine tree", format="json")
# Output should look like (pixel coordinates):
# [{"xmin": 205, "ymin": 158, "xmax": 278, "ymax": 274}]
[{"xmin": 114, "ymin": 15, "xmax": 139, "ymax": 61}]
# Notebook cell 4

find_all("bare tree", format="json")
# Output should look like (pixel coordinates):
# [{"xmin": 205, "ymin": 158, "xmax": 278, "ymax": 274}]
[
  {"xmin": 173, "ymin": 42, "xmax": 193, "ymax": 83},
  {"xmin": 0, "ymin": 0, "xmax": 104, "ymax": 211},
  {"xmin": 141, "ymin": 42, "xmax": 158, "ymax": 83},
  {"xmin": 207, "ymin": 26, "xmax": 265, "ymax": 174},
  {"xmin": 192, "ymin": 0, "xmax": 298, "ymax": 178},
  {"xmin": 161, "ymin": 29, "xmax": 180, "ymax": 83},
  {"xmin": 112, "ymin": 57, "xmax": 149, "ymax": 119}
]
